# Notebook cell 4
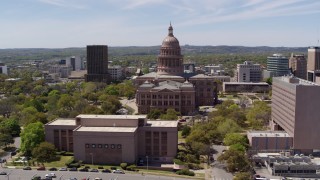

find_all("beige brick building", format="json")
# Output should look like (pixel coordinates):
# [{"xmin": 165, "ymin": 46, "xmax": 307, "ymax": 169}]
[{"xmin": 45, "ymin": 115, "xmax": 178, "ymax": 164}]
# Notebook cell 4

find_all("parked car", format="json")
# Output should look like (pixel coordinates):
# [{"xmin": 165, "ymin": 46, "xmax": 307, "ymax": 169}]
[
  {"xmin": 45, "ymin": 173, "xmax": 56, "ymax": 178},
  {"xmin": 31, "ymin": 176, "xmax": 41, "ymax": 180},
  {"xmin": 23, "ymin": 166, "xmax": 32, "ymax": 170},
  {"xmin": 48, "ymin": 167, "xmax": 57, "ymax": 171},
  {"xmin": 112, "ymin": 169, "xmax": 125, "ymax": 174},
  {"xmin": 90, "ymin": 169, "xmax": 99, "ymax": 172},
  {"xmin": 0, "ymin": 172, "xmax": 7, "ymax": 175},
  {"xmin": 69, "ymin": 167, "xmax": 78, "ymax": 171},
  {"xmin": 79, "ymin": 168, "xmax": 88, "ymax": 172},
  {"xmin": 37, "ymin": 166, "xmax": 46, "ymax": 170},
  {"xmin": 59, "ymin": 167, "xmax": 68, "ymax": 171},
  {"xmin": 101, "ymin": 169, "xmax": 111, "ymax": 173},
  {"xmin": 94, "ymin": 178, "xmax": 102, "ymax": 180}
]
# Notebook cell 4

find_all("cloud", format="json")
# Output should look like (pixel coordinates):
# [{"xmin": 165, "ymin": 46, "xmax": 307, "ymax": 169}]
[
  {"xmin": 37, "ymin": 0, "xmax": 87, "ymax": 9},
  {"xmin": 122, "ymin": 0, "xmax": 167, "ymax": 10},
  {"xmin": 175, "ymin": 0, "xmax": 320, "ymax": 27}
]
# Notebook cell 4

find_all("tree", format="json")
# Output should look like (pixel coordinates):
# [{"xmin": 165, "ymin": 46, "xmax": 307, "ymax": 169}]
[
  {"xmin": 265, "ymin": 77, "xmax": 272, "ymax": 85},
  {"xmin": 234, "ymin": 172, "xmax": 251, "ymax": 180},
  {"xmin": 223, "ymin": 133, "xmax": 248, "ymax": 147},
  {"xmin": 246, "ymin": 101, "xmax": 271, "ymax": 128},
  {"xmin": 0, "ymin": 133, "xmax": 14, "ymax": 148},
  {"xmin": 160, "ymin": 108, "xmax": 180, "ymax": 120},
  {"xmin": 32, "ymin": 142, "xmax": 57, "ymax": 162},
  {"xmin": 0, "ymin": 98, "xmax": 14, "ymax": 118},
  {"xmin": 216, "ymin": 119, "xmax": 242, "ymax": 139},
  {"xmin": 20, "ymin": 122, "xmax": 45, "ymax": 156},
  {"xmin": 217, "ymin": 149, "xmax": 251, "ymax": 172},
  {"xmin": 147, "ymin": 109, "xmax": 162, "ymax": 119},
  {"xmin": 101, "ymin": 96, "xmax": 122, "ymax": 114},
  {"xmin": 0, "ymin": 118, "xmax": 21, "ymax": 137},
  {"xmin": 181, "ymin": 126, "xmax": 191, "ymax": 137},
  {"xmin": 57, "ymin": 94, "xmax": 74, "ymax": 111}
]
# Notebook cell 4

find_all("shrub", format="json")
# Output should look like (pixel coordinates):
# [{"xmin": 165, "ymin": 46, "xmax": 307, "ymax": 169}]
[
  {"xmin": 85, "ymin": 166, "xmax": 90, "ymax": 169},
  {"xmin": 120, "ymin": 163, "xmax": 128, "ymax": 170},
  {"xmin": 187, "ymin": 163, "xmax": 202, "ymax": 170},
  {"xmin": 64, "ymin": 152, "xmax": 74, "ymax": 156},
  {"xmin": 65, "ymin": 157, "xmax": 75, "ymax": 167},
  {"xmin": 126, "ymin": 165, "xmax": 137, "ymax": 171},
  {"xmin": 68, "ymin": 163, "xmax": 80, "ymax": 168},
  {"xmin": 176, "ymin": 169, "xmax": 195, "ymax": 176},
  {"xmin": 110, "ymin": 166, "xmax": 117, "ymax": 170},
  {"xmin": 173, "ymin": 159, "xmax": 185, "ymax": 165},
  {"xmin": 98, "ymin": 166, "xmax": 104, "ymax": 169}
]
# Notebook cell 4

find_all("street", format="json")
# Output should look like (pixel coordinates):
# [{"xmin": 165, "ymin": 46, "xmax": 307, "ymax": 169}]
[{"xmin": 0, "ymin": 168, "xmax": 192, "ymax": 180}]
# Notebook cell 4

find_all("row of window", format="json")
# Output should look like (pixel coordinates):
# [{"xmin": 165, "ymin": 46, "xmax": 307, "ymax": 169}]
[
  {"xmin": 85, "ymin": 144, "xmax": 122, "ymax": 149},
  {"xmin": 140, "ymin": 100, "xmax": 192, "ymax": 106},
  {"xmin": 140, "ymin": 94, "xmax": 193, "ymax": 99},
  {"xmin": 274, "ymin": 170, "xmax": 316, "ymax": 174}
]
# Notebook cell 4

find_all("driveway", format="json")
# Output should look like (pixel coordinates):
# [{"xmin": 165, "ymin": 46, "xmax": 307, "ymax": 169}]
[{"xmin": 208, "ymin": 145, "xmax": 233, "ymax": 180}]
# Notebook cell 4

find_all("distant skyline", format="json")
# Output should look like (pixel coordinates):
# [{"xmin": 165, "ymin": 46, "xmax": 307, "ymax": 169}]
[{"xmin": 1, "ymin": 0, "xmax": 320, "ymax": 48}]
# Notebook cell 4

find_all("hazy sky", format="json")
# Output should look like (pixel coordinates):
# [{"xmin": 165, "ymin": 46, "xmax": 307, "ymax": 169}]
[{"xmin": 1, "ymin": 0, "xmax": 320, "ymax": 48}]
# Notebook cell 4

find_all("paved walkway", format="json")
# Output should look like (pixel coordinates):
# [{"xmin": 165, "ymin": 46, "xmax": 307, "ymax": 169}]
[{"xmin": 120, "ymin": 98, "xmax": 138, "ymax": 114}]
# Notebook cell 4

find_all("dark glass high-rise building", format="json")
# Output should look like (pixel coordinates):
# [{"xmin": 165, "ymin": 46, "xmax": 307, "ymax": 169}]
[{"xmin": 85, "ymin": 45, "xmax": 110, "ymax": 83}]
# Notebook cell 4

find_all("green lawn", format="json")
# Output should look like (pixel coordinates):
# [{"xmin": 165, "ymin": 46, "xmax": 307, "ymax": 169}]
[
  {"xmin": 135, "ymin": 169, "xmax": 205, "ymax": 179},
  {"xmin": 43, "ymin": 156, "xmax": 73, "ymax": 168}
]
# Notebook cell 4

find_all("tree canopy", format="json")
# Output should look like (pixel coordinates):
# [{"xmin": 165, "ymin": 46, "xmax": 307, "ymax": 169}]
[
  {"xmin": 20, "ymin": 122, "xmax": 45, "ymax": 156},
  {"xmin": 32, "ymin": 142, "xmax": 57, "ymax": 162}
]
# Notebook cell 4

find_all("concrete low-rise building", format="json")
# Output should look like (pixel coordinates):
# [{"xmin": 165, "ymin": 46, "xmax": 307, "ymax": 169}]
[
  {"xmin": 45, "ymin": 114, "xmax": 178, "ymax": 165},
  {"xmin": 223, "ymin": 82, "xmax": 270, "ymax": 93},
  {"xmin": 247, "ymin": 131, "xmax": 293, "ymax": 154},
  {"xmin": 252, "ymin": 153, "xmax": 320, "ymax": 178}
]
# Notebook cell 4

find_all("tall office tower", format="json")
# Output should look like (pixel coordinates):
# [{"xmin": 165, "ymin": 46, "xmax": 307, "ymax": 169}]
[
  {"xmin": 85, "ymin": 45, "xmax": 109, "ymax": 83},
  {"xmin": 266, "ymin": 54, "xmax": 290, "ymax": 77},
  {"xmin": 0, "ymin": 63, "xmax": 8, "ymax": 75},
  {"xmin": 307, "ymin": 47, "xmax": 320, "ymax": 83},
  {"xmin": 70, "ymin": 56, "xmax": 82, "ymax": 71},
  {"xmin": 289, "ymin": 54, "xmax": 307, "ymax": 80},
  {"xmin": 236, "ymin": 61, "xmax": 261, "ymax": 82},
  {"xmin": 70, "ymin": 56, "xmax": 76, "ymax": 71},
  {"xmin": 271, "ymin": 76, "xmax": 320, "ymax": 154},
  {"xmin": 157, "ymin": 24, "xmax": 183, "ymax": 75}
]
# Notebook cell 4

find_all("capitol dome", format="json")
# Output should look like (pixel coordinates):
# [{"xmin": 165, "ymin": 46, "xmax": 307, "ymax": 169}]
[
  {"xmin": 157, "ymin": 23, "xmax": 183, "ymax": 76},
  {"xmin": 162, "ymin": 24, "xmax": 180, "ymax": 48}
]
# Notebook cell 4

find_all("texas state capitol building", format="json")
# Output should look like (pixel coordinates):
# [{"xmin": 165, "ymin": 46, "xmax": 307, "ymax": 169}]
[
  {"xmin": 45, "ymin": 114, "xmax": 178, "ymax": 164},
  {"xmin": 134, "ymin": 24, "xmax": 230, "ymax": 115}
]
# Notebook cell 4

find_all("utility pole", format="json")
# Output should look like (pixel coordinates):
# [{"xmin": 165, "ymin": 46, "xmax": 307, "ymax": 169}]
[
  {"xmin": 146, "ymin": 156, "xmax": 149, "ymax": 171},
  {"xmin": 89, "ymin": 153, "xmax": 93, "ymax": 165}
]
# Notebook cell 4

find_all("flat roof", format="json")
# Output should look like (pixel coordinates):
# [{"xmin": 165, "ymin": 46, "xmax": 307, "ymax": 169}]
[
  {"xmin": 76, "ymin": 126, "xmax": 137, "ymax": 133},
  {"xmin": 224, "ymin": 82, "xmax": 269, "ymax": 85},
  {"xmin": 76, "ymin": 114, "xmax": 146, "ymax": 120},
  {"xmin": 274, "ymin": 76, "xmax": 320, "ymax": 86},
  {"xmin": 248, "ymin": 131, "xmax": 290, "ymax": 137},
  {"xmin": 147, "ymin": 121, "xmax": 178, "ymax": 127},
  {"xmin": 48, "ymin": 119, "xmax": 76, "ymax": 126}
]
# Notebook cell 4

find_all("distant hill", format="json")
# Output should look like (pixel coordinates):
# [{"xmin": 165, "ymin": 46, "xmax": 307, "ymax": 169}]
[{"xmin": 0, "ymin": 46, "xmax": 308, "ymax": 63}]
